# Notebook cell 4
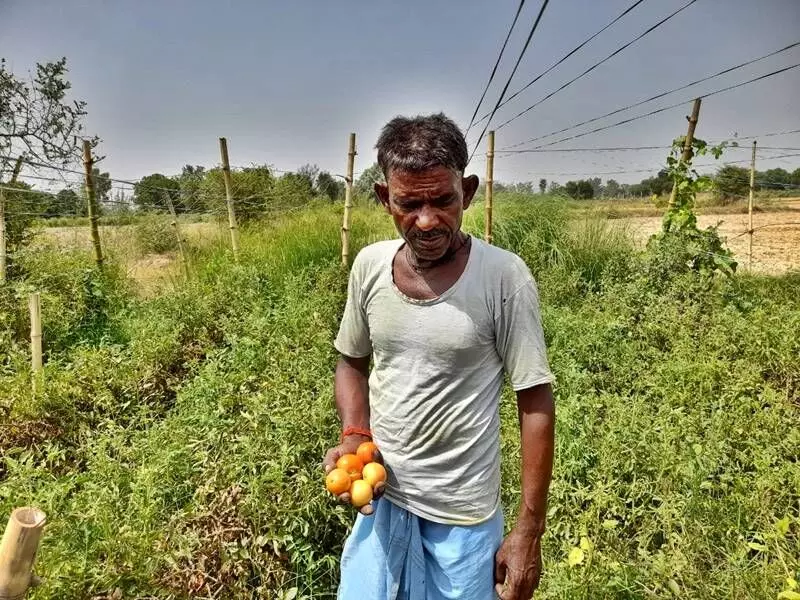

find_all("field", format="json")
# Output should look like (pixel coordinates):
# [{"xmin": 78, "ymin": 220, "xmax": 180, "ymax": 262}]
[{"xmin": 1, "ymin": 195, "xmax": 798, "ymax": 599}]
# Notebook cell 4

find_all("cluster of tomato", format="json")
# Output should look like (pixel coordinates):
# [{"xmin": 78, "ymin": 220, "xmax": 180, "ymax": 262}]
[{"xmin": 325, "ymin": 441, "xmax": 387, "ymax": 508}]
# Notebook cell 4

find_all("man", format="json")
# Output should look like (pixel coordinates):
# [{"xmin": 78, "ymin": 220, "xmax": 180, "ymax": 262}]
[{"xmin": 324, "ymin": 113, "xmax": 555, "ymax": 600}]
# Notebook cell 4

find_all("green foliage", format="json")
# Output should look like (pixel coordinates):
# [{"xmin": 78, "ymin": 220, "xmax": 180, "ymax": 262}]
[
  {"xmin": 134, "ymin": 215, "xmax": 178, "ymax": 254},
  {"xmin": 714, "ymin": 164, "xmax": 751, "ymax": 202},
  {"xmin": 47, "ymin": 188, "xmax": 84, "ymax": 217},
  {"xmin": 272, "ymin": 172, "xmax": 313, "ymax": 209},
  {"xmin": 648, "ymin": 138, "xmax": 737, "ymax": 278},
  {"xmin": 354, "ymin": 162, "xmax": 384, "ymax": 200},
  {"xmin": 0, "ymin": 196, "xmax": 796, "ymax": 599},
  {"xmin": 315, "ymin": 171, "xmax": 344, "ymax": 201},
  {"xmin": 564, "ymin": 179, "xmax": 595, "ymax": 200},
  {"xmin": 199, "ymin": 165, "xmax": 274, "ymax": 221},
  {"xmin": 176, "ymin": 165, "xmax": 206, "ymax": 212},
  {"xmin": 133, "ymin": 173, "xmax": 180, "ymax": 212}
]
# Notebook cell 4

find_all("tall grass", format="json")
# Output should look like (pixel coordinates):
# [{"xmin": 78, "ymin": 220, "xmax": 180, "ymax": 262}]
[{"xmin": 0, "ymin": 193, "xmax": 797, "ymax": 599}]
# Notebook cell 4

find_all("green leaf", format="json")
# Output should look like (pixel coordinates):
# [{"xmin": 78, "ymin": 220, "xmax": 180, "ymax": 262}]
[
  {"xmin": 667, "ymin": 579, "xmax": 681, "ymax": 596},
  {"xmin": 579, "ymin": 536, "xmax": 593, "ymax": 552},
  {"xmin": 282, "ymin": 588, "xmax": 298, "ymax": 600},
  {"xmin": 777, "ymin": 591, "xmax": 800, "ymax": 600},
  {"xmin": 747, "ymin": 542, "xmax": 768, "ymax": 552},
  {"xmin": 567, "ymin": 547, "xmax": 585, "ymax": 567},
  {"xmin": 776, "ymin": 516, "xmax": 790, "ymax": 536},
  {"xmin": 787, "ymin": 578, "xmax": 798, "ymax": 590},
  {"xmin": 602, "ymin": 519, "xmax": 619, "ymax": 529}
]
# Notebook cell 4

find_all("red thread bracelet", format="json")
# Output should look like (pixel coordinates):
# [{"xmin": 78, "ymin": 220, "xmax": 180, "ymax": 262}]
[{"xmin": 340, "ymin": 426, "xmax": 372, "ymax": 443}]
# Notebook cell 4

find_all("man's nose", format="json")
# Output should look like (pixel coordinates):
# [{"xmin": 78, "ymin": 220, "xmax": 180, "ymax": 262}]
[{"xmin": 416, "ymin": 205, "xmax": 439, "ymax": 231}]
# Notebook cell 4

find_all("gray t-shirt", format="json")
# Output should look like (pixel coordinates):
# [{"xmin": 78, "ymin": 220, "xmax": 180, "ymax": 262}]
[{"xmin": 334, "ymin": 237, "xmax": 553, "ymax": 525}]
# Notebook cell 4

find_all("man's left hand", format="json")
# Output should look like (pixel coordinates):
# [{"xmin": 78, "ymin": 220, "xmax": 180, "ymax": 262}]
[{"xmin": 494, "ymin": 526, "xmax": 542, "ymax": 599}]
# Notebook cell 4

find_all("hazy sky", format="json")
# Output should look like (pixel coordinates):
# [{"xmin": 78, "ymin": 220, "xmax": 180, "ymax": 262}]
[{"xmin": 2, "ymin": 0, "xmax": 799, "ymax": 186}]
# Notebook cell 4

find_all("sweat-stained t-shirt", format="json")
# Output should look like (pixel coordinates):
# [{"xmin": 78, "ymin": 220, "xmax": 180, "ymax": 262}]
[{"xmin": 334, "ymin": 237, "xmax": 553, "ymax": 525}]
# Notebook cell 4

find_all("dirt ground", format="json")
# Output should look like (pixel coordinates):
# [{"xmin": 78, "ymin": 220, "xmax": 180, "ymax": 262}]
[{"xmin": 620, "ymin": 209, "xmax": 800, "ymax": 274}]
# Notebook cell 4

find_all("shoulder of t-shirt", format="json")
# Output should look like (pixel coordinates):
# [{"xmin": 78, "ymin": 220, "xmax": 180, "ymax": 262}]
[
  {"xmin": 351, "ymin": 238, "xmax": 402, "ymax": 278},
  {"xmin": 473, "ymin": 238, "xmax": 535, "ymax": 294}
]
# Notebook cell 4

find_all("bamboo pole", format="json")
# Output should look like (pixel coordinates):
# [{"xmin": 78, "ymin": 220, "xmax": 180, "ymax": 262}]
[
  {"xmin": 0, "ymin": 157, "xmax": 23, "ymax": 285},
  {"xmin": 668, "ymin": 98, "xmax": 702, "ymax": 208},
  {"xmin": 0, "ymin": 507, "xmax": 46, "ymax": 599},
  {"xmin": 218, "ymin": 137, "xmax": 240, "ymax": 261},
  {"xmin": 485, "ymin": 131, "xmax": 495, "ymax": 244},
  {"xmin": 341, "ymin": 133, "xmax": 357, "ymax": 266},
  {"xmin": 748, "ymin": 140, "xmax": 757, "ymax": 270},
  {"xmin": 82, "ymin": 141, "xmax": 103, "ymax": 269},
  {"xmin": 29, "ymin": 293, "xmax": 42, "ymax": 395},
  {"xmin": 163, "ymin": 192, "xmax": 190, "ymax": 280}
]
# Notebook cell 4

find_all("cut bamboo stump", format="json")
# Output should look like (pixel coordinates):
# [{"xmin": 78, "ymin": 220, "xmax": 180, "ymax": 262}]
[{"xmin": 0, "ymin": 507, "xmax": 46, "ymax": 600}]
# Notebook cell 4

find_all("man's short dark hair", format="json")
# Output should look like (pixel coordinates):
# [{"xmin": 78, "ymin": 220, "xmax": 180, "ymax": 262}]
[{"xmin": 376, "ymin": 113, "xmax": 468, "ymax": 177}]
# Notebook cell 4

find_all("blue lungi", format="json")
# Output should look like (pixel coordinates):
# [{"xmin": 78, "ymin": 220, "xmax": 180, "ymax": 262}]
[{"xmin": 338, "ymin": 498, "xmax": 504, "ymax": 600}]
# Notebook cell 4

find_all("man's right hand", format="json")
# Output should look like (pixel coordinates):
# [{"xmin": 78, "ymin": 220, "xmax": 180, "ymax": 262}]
[{"xmin": 323, "ymin": 434, "xmax": 385, "ymax": 516}]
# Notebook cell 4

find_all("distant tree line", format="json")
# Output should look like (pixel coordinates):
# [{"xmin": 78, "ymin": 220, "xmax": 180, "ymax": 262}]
[
  {"xmin": 36, "ymin": 162, "xmax": 347, "ymax": 221},
  {"xmin": 495, "ymin": 165, "xmax": 800, "ymax": 201}
]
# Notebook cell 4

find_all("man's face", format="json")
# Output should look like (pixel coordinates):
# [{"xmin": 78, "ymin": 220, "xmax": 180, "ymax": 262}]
[{"xmin": 375, "ymin": 166, "xmax": 479, "ymax": 261}]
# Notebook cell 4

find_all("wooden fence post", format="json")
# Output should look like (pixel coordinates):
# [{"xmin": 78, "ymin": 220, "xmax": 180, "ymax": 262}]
[
  {"xmin": 341, "ymin": 133, "xmax": 357, "ymax": 266},
  {"xmin": 748, "ymin": 140, "xmax": 757, "ymax": 270},
  {"xmin": 29, "ymin": 292, "xmax": 42, "ymax": 394},
  {"xmin": 82, "ymin": 141, "xmax": 104, "ymax": 269},
  {"xmin": 163, "ymin": 192, "xmax": 190, "ymax": 280},
  {"xmin": 0, "ymin": 507, "xmax": 46, "ymax": 599},
  {"xmin": 218, "ymin": 137, "xmax": 240, "ymax": 261},
  {"xmin": 485, "ymin": 131, "xmax": 495, "ymax": 244},
  {"xmin": 668, "ymin": 98, "xmax": 702, "ymax": 208}
]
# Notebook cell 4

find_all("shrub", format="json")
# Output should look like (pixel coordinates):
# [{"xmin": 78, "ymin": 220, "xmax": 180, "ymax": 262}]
[{"xmin": 134, "ymin": 216, "xmax": 178, "ymax": 254}]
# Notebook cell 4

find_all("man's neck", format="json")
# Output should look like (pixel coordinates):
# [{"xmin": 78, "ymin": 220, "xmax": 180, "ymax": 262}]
[{"xmin": 406, "ymin": 232, "xmax": 470, "ymax": 273}]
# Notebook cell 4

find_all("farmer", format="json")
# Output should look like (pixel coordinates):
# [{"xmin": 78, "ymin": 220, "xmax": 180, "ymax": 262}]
[{"xmin": 324, "ymin": 113, "xmax": 555, "ymax": 600}]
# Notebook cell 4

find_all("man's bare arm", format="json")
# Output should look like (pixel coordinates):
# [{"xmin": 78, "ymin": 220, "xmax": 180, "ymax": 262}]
[
  {"xmin": 516, "ymin": 383, "xmax": 555, "ymax": 536},
  {"xmin": 323, "ymin": 354, "xmax": 383, "ymax": 514},
  {"xmin": 333, "ymin": 354, "xmax": 371, "ymax": 436},
  {"xmin": 495, "ymin": 382, "xmax": 555, "ymax": 599}
]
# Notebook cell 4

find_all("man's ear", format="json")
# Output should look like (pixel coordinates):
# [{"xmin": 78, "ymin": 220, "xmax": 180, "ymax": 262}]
[
  {"xmin": 374, "ymin": 182, "xmax": 391, "ymax": 214},
  {"xmin": 462, "ymin": 174, "xmax": 479, "ymax": 209}
]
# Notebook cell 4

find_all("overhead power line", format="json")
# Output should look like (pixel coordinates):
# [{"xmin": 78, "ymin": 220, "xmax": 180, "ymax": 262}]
[
  {"xmin": 502, "ymin": 40, "xmax": 800, "ymax": 149},
  {"xmin": 494, "ymin": 0, "xmax": 701, "ymax": 131},
  {"xmin": 727, "ymin": 128, "xmax": 800, "ymax": 141},
  {"xmin": 465, "ymin": 0, "xmax": 527, "ymax": 134},
  {"xmin": 469, "ymin": 0, "xmax": 551, "ymax": 161},
  {"xmin": 496, "ymin": 145, "xmax": 800, "ymax": 155},
  {"xmin": 472, "ymin": 0, "xmax": 649, "ymax": 127},
  {"xmin": 507, "ymin": 62, "xmax": 800, "ymax": 151}
]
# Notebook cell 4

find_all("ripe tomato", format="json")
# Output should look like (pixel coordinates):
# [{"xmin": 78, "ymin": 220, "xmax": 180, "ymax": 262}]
[
  {"xmin": 336, "ymin": 454, "xmax": 364, "ymax": 482},
  {"xmin": 350, "ymin": 479, "xmax": 373, "ymax": 508},
  {"xmin": 362, "ymin": 462, "xmax": 387, "ymax": 488},
  {"xmin": 325, "ymin": 468, "xmax": 351, "ymax": 495},
  {"xmin": 356, "ymin": 441, "xmax": 379, "ymax": 465}
]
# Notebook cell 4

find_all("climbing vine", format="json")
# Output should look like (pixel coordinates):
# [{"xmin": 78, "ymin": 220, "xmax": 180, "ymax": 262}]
[{"xmin": 647, "ymin": 136, "xmax": 737, "ymax": 276}]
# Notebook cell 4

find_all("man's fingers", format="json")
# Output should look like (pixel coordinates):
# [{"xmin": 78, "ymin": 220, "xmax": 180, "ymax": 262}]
[
  {"xmin": 323, "ymin": 447, "xmax": 342, "ymax": 473},
  {"xmin": 494, "ymin": 553, "xmax": 507, "ymax": 584},
  {"xmin": 494, "ymin": 583, "xmax": 507, "ymax": 599},
  {"xmin": 373, "ymin": 481, "xmax": 386, "ymax": 498},
  {"xmin": 359, "ymin": 504, "xmax": 374, "ymax": 516},
  {"xmin": 337, "ymin": 492, "xmax": 351, "ymax": 504}
]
